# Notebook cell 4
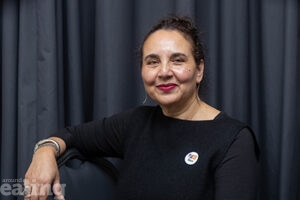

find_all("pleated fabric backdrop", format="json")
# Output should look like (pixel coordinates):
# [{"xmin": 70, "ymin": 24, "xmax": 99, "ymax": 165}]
[{"xmin": 1, "ymin": 0, "xmax": 299, "ymax": 199}]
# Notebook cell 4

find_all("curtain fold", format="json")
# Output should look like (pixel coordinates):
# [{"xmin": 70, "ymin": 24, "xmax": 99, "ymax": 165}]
[
  {"xmin": 1, "ymin": 0, "xmax": 299, "ymax": 199},
  {"xmin": 1, "ymin": 1, "xmax": 19, "ymax": 197},
  {"xmin": 93, "ymin": 0, "xmax": 137, "ymax": 120},
  {"xmin": 279, "ymin": 1, "xmax": 300, "ymax": 198},
  {"xmin": 63, "ymin": 0, "xmax": 84, "ymax": 124}
]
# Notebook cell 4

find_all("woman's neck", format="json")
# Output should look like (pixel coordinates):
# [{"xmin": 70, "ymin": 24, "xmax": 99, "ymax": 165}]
[{"xmin": 160, "ymin": 97, "xmax": 220, "ymax": 121}]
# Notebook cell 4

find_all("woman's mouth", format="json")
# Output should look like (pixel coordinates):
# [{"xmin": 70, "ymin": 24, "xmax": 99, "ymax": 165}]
[{"xmin": 157, "ymin": 83, "xmax": 177, "ymax": 92}]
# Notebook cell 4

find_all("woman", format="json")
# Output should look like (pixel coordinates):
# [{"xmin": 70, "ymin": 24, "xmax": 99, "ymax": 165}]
[{"xmin": 25, "ymin": 15, "xmax": 259, "ymax": 200}]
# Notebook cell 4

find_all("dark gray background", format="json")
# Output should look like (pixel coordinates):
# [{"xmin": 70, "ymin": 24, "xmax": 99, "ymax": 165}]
[{"xmin": 1, "ymin": 0, "xmax": 299, "ymax": 199}]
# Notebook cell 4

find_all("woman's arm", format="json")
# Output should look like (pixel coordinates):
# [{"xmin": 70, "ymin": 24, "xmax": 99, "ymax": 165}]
[
  {"xmin": 24, "ymin": 109, "xmax": 131, "ymax": 199},
  {"xmin": 24, "ymin": 137, "xmax": 66, "ymax": 200},
  {"xmin": 214, "ymin": 128, "xmax": 259, "ymax": 200}
]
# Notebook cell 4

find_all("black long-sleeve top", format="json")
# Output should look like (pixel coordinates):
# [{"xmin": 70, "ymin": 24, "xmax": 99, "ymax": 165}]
[{"xmin": 53, "ymin": 106, "xmax": 259, "ymax": 200}]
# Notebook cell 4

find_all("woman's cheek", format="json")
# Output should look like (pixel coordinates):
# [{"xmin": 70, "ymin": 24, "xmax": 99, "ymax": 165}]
[
  {"xmin": 172, "ymin": 67, "xmax": 195, "ymax": 82},
  {"xmin": 142, "ymin": 68, "xmax": 157, "ymax": 85}
]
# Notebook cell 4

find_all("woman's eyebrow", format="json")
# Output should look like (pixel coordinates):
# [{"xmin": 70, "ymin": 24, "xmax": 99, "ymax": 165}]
[
  {"xmin": 144, "ymin": 54, "xmax": 159, "ymax": 61},
  {"xmin": 170, "ymin": 52, "xmax": 187, "ymax": 58},
  {"xmin": 144, "ymin": 52, "xmax": 187, "ymax": 61}
]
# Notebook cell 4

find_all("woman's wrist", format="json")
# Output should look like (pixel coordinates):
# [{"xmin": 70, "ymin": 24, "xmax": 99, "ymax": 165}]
[
  {"xmin": 34, "ymin": 139, "xmax": 60, "ymax": 157},
  {"xmin": 34, "ymin": 145, "xmax": 58, "ymax": 158},
  {"xmin": 33, "ymin": 137, "xmax": 66, "ymax": 158}
]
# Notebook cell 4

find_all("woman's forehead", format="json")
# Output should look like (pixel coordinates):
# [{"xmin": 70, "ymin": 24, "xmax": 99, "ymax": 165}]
[{"xmin": 143, "ymin": 30, "xmax": 193, "ymax": 55}]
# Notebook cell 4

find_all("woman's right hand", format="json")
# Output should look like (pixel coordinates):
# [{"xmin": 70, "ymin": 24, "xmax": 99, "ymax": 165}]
[{"xmin": 24, "ymin": 138, "xmax": 66, "ymax": 200}]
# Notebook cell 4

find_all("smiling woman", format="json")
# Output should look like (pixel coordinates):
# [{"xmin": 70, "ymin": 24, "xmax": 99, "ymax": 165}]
[
  {"xmin": 141, "ymin": 29, "xmax": 205, "ymax": 117},
  {"xmin": 24, "ymin": 15, "xmax": 259, "ymax": 200}
]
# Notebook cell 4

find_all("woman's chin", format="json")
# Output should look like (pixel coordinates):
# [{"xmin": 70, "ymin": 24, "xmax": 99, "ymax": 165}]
[{"xmin": 155, "ymin": 99, "xmax": 179, "ymax": 108}]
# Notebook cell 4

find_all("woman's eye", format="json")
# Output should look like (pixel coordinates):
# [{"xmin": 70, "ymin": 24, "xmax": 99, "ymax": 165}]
[
  {"xmin": 173, "ymin": 58, "xmax": 184, "ymax": 64},
  {"xmin": 147, "ymin": 60, "xmax": 159, "ymax": 65}
]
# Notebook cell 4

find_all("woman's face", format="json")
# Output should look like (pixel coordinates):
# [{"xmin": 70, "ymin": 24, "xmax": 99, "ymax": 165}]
[{"xmin": 141, "ymin": 29, "xmax": 204, "ymax": 108}]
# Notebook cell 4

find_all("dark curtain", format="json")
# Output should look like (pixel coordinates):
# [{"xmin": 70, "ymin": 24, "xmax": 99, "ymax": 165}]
[{"xmin": 1, "ymin": 0, "xmax": 299, "ymax": 199}]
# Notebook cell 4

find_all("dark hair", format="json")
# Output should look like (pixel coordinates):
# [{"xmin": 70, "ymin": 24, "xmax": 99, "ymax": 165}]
[
  {"xmin": 140, "ymin": 15, "xmax": 206, "ymax": 66},
  {"xmin": 140, "ymin": 15, "xmax": 208, "ymax": 98}
]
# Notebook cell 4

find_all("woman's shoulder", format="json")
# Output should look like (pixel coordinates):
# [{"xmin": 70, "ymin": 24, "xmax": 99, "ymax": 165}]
[{"xmin": 214, "ymin": 112, "xmax": 248, "ymax": 127}]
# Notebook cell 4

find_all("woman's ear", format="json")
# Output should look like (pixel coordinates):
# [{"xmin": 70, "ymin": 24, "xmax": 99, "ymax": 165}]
[{"xmin": 196, "ymin": 59, "xmax": 204, "ymax": 84}]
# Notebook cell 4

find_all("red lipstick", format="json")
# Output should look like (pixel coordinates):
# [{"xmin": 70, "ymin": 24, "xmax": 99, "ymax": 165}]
[{"xmin": 157, "ymin": 83, "xmax": 177, "ymax": 92}]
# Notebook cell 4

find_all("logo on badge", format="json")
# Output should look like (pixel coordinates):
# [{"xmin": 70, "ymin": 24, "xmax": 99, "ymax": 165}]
[{"xmin": 184, "ymin": 152, "xmax": 199, "ymax": 165}]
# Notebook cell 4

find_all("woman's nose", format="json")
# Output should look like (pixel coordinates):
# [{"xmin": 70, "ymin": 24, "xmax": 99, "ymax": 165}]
[{"xmin": 158, "ymin": 62, "xmax": 173, "ymax": 78}]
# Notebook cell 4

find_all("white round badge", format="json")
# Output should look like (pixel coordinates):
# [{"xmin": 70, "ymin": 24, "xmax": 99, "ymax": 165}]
[{"xmin": 184, "ymin": 152, "xmax": 199, "ymax": 165}]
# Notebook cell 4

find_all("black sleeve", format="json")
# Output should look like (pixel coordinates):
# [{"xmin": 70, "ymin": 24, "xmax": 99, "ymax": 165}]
[
  {"xmin": 214, "ymin": 128, "xmax": 259, "ymax": 200},
  {"xmin": 52, "ymin": 109, "xmax": 133, "ymax": 158}
]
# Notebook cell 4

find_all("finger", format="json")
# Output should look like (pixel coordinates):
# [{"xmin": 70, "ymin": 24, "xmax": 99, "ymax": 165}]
[
  {"xmin": 39, "ymin": 183, "xmax": 51, "ymax": 200},
  {"xmin": 23, "ymin": 177, "xmax": 32, "ymax": 199},
  {"xmin": 52, "ymin": 174, "xmax": 65, "ymax": 200},
  {"xmin": 23, "ymin": 185, "xmax": 32, "ymax": 200},
  {"xmin": 30, "ymin": 179, "xmax": 40, "ymax": 200}
]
